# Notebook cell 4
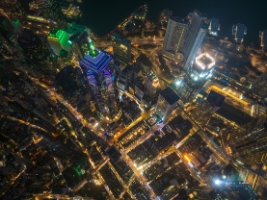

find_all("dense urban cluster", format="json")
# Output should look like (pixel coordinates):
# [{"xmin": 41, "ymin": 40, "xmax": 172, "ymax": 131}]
[{"xmin": 0, "ymin": 0, "xmax": 267, "ymax": 199}]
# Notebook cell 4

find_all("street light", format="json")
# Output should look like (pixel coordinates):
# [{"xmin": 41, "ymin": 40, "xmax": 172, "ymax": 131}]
[{"xmin": 214, "ymin": 179, "xmax": 221, "ymax": 185}]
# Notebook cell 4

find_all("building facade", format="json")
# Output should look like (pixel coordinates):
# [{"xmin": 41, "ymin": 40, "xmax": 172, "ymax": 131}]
[
  {"xmin": 155, "ymin": 87, "xmax": 179, "ymax": 122},
  {"xmin": 111, "ymin": 33, "xmax": 131, "ymax": 64}
]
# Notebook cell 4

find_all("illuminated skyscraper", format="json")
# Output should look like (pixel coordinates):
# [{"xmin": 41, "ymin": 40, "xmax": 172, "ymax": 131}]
[
  {"xmin": 181, "ymin": 10, "xmax": 207, "ymax": 69},
  {"xmin": 155, "ymin": 87, "xmax": 179, "ymax": 122},
  {"xmin": 0, "ymin": 0, "xmax": 25, "ymax": 19},
  {"xmin": 80, "ymin": 46, "xmax": 118, "ymax": 118},
  {"xmin": 232, "ymin": 23, "xmax": 247, "ymax": 44},
  {"xmin": 111, "ymin": 33, "xmax": 131, "ymax": 64},
  {"xmin": 163, "ymin": 16, "xmax": 189, "ymax": 60},
  {"xmin": 162, "ymin": 10, "xmax": 207, "ymax": 70},
  {"xmin": 178, "ymin": 52, "xmax": 215, "ymax": 102},
  {"xmin": 48, "ymin": 29, "xmax": 71, "ymax": 55},
  {"xmin": 259, "ymin": 30, "xmax": 267, "ymax": 51},
  {"xmin": 144, "ymin": 71, "xmax": 158, "ymax": 97},
  {"xmin": 208, "ymin": 18, "xmax": 220, "ymax": 36},
  {"xmin": 18, "ymin": 29, "xmax": 59, "ymax": 78}
]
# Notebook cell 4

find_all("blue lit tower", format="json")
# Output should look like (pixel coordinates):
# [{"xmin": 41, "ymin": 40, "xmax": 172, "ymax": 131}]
[
  {"xmin": 80, "ymin": 41, "xmax": 118, "ymax": 118},
  {"xmin": 259, "ymin": 30, "xmax": 267, "ymax": 51},
  {"xmin": 208, "ymin": 18, "xmax": 220, "ymax": 36},
  {"xmin": 232, "ymin": 23, "xmax": 247, "ymax": 43}
]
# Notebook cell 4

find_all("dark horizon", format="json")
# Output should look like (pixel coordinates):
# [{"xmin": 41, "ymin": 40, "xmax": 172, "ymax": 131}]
[{"xmin": 20, "ymin": 0, "xmax": 267, "ymax": 45}]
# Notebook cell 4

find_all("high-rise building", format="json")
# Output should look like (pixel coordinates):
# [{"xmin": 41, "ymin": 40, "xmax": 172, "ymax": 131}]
[
  {"xmin": 208, "ymin": 18, "xmax": 220, "ymax": 36},
  {"xmin": 181, "ymin": 10, "xmax": 207, "ymax": 69},
  {"xmin": 252, "ymin": 70, "xmax": 267, "ymax": 97},
  {"xmin": 144, "ymin": 71, "xmax": 158, "ymax": 97},
  {"xmin": 0, "ymin": 0, "xmax": 25, "ymax": 19},
  {"xmin": 48, "ymin": 29, "xmax": 71, "ymax": 55},
  {"xmin": 232, "ymin": 23, "xmax": 247, "ymax": 43},
  {"xmin": 177, "ymin": 52, "xmax": 215, "ymax": 102},
  {"xmin": 162, "ymin": 10, "xmax": 207, "ymax": 70},
  {"xmin": 259, "ymin": 30, "xmax": 267, "ymax": 51},
  {"xmin": 80, "ymin": 47, "xmax": 118, "ymax": 118},
  {"xmin": 183, "ymin": 22, "xmax": 208, "ymax": 70},
  {"xmin": 155, "ymin": 87, "xmax": 179, "ymax": 122},
  {"xmin": 111, "ymin": 33, "xmax": 131, "ymax": 64},
  {"xmin": 163, "ymin": 16, "xmax": 189, "ymax": 60},
  {"xmin": 18, "ymin": 29, "xmax": 59, "ymax": 78}
]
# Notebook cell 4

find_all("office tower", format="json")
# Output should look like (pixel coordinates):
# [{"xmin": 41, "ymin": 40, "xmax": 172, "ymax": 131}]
[
  {"xmin": 208, "ymin": 18, "xmax": 220, "ymax": 36},
  {"xmin": 178, "ymin": 52, "xmax": 215, "ymax": 102},
  {"xmin": 183, "ymin": 22, "xmax": 208, "ymax": 70},
  {"xmin": 181, "ymin": 10, "xmax": 207, "ymax": 69},
  {"xmin": 163, "ymin": 10, "xmax": 207, "ymax": 70},
  {"xmin": 155, "ymin": 87, "xmax": 179, "ymax": 122},
  {"xmin": 232, "ymin": 23, "xmax": 247, "ymax": 43},
  {"xmin": 111, "ymin": 33, "xmax": 131, "ymax": 64},
  {"xmin": 163, "ymin": 16, "xmax": 189, "ymax": 61},
  {"xmin": 136, "ymin": 54, "xmax": 152, "ymax": 74},
  {"xmin": 191, "ymin": 90, "xmax": 225, "ymax": 125},
  {"xmin": 18, "ymin": 29, "xmax": 59, "ymax": 78},
  {"xmin": 144, "ymin": 71, "xmax": 158, "ymax": 97},
  {"xmin": 80, "ymin": 47, "xmax": 118, "ymax": 118},
  {"xmin": 48, "ymin": 29, "xmax": 71, "ymax": 56},
  {"xmin": 259, "ymin": 30, "xmax": 267, "ymax": 51},
  {"xmin": 0, "ymin": 0, "xmax": 25, "ymax": 19}
]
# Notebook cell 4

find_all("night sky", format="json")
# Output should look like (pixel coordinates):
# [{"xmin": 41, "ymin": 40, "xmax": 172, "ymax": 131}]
[{"xmin": 22, "ymin": 0, "xmax": 267, "ymax": 44}]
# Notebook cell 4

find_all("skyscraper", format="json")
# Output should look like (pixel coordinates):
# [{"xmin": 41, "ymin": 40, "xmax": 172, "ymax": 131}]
[
  {"xmin": 181, "ymin": 10, "xmax": 207, "ymax": 69},
  {"xmin": 259, "ymin": 30, "xmax": 267, "ymax": 51},
  {"xmin": 232, "ymin": 23, "xmax": 247, "ymax": 43},
  {"xmin": 162, "ymin": 10, "xmax": 207, "ymax": 70},
  {"xmin": 208, "ymin": 18, "xmax": 220, "ymax": 36},
  {"xmin": 177, "ymin": 52, "xmax": 215, "ymax": 102},
  {"xmin": 163, "ymin": 16, "xmax": 189, "ymax": 60},
  {"xmin": 80, "ymin": 47, "xmax": 118, "ymax": 118},
  {"xmin": 111, "ymin": 33, "xmax": 131, "ymax": 64},
  {"xmin": 155, "ymin": 87, "xmax": 179, "ymax": 122}
]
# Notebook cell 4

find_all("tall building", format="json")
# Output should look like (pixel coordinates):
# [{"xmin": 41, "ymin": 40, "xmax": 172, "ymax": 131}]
[
  {"xmin": 183, "ymin": 22, "xmax": 208, "ymax": 70},
  {"xmin": 155, "ymin": 87, "xmax": 179, "ymax": 122},
  {"xmin": 163, "ymin": 16, "xmax": 189, "ymax": 61},
  {"xmin": 0, "ymin": 0, "xmax": 25, "ymax": 19},
  {"xmin": 80, "ymin": 47, "xmax": 118, "ymax": 118},
  {"xmin": 259, "ymin": 30, "xmax": 267, "ymax": 51},
  {"xmin": 181, "ymin": 10, "xmax": 207, "ymax": 69},
  {"xmin": 18, "ymin": 29, "xmax": 59, "ymax": 78},
  {"xmin": 232, "ymin": 23, "xmax": 247, "ymax": 43},
  {"xmin": 252, "ymin": 70, "xmax": 267, "ymax": 97},
  {"xmin": 48, "ymin": 29, "xmax": 71, "ymax": 55},
  {"xmin": 208, "ymin": 18, "xmax": 220, "ymax": 36},
  {"xmin": 162, "ymin": 10, "xmax": 207, "ymax": 70},
  {"xmin": 178, "ymin": 52, "xmax": 215, "ymax": 102},
  {"xmin": 144, "ymin": 71, "xmax": 158, "ymax": 97},
  {"xmin": 111, "ymin": 33, "xmax": 131, "ymax": 64}
]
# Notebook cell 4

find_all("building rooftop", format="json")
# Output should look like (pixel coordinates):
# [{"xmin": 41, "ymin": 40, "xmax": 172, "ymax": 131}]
[
  {"xmin": 138, "ymin": 54, "xmax": 152, "ymax": 67},
  {"xmin": 111, "ymin": 33, "xmax": 131, "ymax": 45},
  {"xmin": 106, "ymin": 146, "xmax": 121, "ymax": 162},
  {"xmin": 216, "ymin": 103, "xmax": 252, "ymax": 125},
  {"xmin": 194, "ymin": 53, "xmax": 215, "ymax": 71},
  {"xmin": 80, "ymin": 49, "xmax": 112, "ymax": 74},
  {"xmin": 160, "ymin": 87, "xmax": 179, "ymax": 105},
  {"xmin": 170, "ymin": 16, "xmax": 189, "ymax": 24},
  {"xmin": 207, "ymin": 90, "xmax": 225, "ymax": 107}
]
